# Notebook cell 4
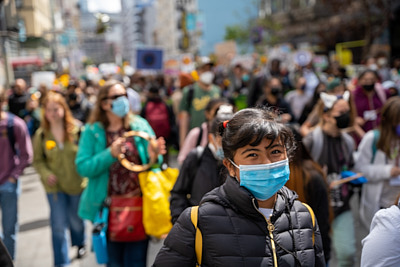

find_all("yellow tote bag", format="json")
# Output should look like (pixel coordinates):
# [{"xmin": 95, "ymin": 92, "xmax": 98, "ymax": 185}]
[{"xmin": 138, "ymin": 167, "xmax": 179, "ymax": 238}]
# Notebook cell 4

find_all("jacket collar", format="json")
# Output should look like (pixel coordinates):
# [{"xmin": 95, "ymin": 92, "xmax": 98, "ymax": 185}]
[{"xmin": 212, "ymin": 176, "xmax": 298, "ymax": 222}]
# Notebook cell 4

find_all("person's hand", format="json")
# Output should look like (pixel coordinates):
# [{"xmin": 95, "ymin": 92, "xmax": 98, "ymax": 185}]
[
  {"xmin": 110, "ymin": 137, "xmax": 126, "ymax": 158},
  {"xmin": 279, "ymin": 113, "xmax": 292, "ymax": 123},
  {"xmin": 390, "ymin": 166, "xmax": 400, "ymax": 177},
  {"xmin": 355, "ymin": 116, "xmax": 365, "ymax": 127},
  {"xmin": 148, "ymin": 137, "xmax": 167, "ymax": 160},
  {"xmin": 47, "ymin": 174, "xmax": 57, "ymax": 186},
  {"xmin": 8, "ymin": 177, "xmax": 16, "ymax": 184},
  {"xmin": 156, "ymin": 137, "xmax": 167, "ymax": 155}
]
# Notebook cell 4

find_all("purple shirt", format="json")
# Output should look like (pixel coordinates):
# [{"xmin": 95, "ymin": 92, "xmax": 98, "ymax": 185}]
[
  {"xmin": 353, "ymin": 86, "xmax": 386, "ymax": 132},
  {"xmin": 0, "ymin": 113, "xmax": 33, "ymax": 185}
]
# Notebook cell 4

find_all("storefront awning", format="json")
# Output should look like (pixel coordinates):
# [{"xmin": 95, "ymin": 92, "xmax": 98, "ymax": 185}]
[{"xmin": 10, "ymin": 56, "xmax": 46, "ymax": 68}]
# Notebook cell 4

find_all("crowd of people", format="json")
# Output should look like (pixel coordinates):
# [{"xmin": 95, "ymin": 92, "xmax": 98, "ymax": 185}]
[{"xmin": 0, "ymin": 52, "xmax": 400, "ymax": 267}]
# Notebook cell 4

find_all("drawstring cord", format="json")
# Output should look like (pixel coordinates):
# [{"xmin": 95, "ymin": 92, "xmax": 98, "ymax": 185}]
[{"xmin": 273, "ymin": 193, "xmax": 302, "ymax": 266}]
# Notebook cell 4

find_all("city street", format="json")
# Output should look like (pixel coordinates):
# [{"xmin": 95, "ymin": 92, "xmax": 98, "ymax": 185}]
[
  {"xmin": 13, "ymin": 166, "xmax": 163, "ymax": 267},
  {"xmin": 0, "ymin": 0, "xmax": 398, "ymax": 266},
  {"xmin": 12, "ymin": 164, "xmax": 369, "ymax": 267}
]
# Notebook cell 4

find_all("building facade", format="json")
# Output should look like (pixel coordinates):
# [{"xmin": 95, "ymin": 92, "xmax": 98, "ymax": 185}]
[
  {"xmin": 121, "ymin": 0, "xmax": 200, "ymax": 67},
  {"xmin": 259, "ymin": 0, "xmax": 399, "ymax": 62},
  {"xmin": 78, "ymin": 0, "xmax": 122, "ymax": 65}
]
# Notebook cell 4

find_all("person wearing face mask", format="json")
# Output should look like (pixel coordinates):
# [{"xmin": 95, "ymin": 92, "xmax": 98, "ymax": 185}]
[
  {"xmin": 354, "ymin": 97, "xmax": 400, "ymax": 230},
  {"xmin": 154, "ymin": 107, "xmax": 325, "ymax": 267},
  {"xmin": 284, "ymin": 76, "xmax": 312, "ymax": 123},
  {"xmin": 303, "ymin": 91, "xmax": 358, "ymax": 267},
  {"xmin": 353, "ymin": 70, "xmax": 389, "ymax": 135},
  {"xmin": 75, "ymin": 80, "xmax": 166, "ymax": 267},
  {"xmin": 177, "ymin": 99, "xmax": 234, "ymax": 165},
  {"xmin": 227, "ymin": 64, "xmax": 247, "ymax": 97},
  {"xmin": 170, "ymin": 111, "xmax": 233, "ymax": 224},
  {"xmin": 179, "ymin": 57, "xmax": 221, "ymax": 148},
  {"xmin": 257, "ymin": 77, "xmax": 293, "ymax": 124}
]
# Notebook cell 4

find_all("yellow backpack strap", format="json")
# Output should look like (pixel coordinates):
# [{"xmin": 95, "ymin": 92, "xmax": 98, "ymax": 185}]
[
  {"xmin": 190, "ymin": 206, "xmax": 202, "ymax": 266},
  {"xmin": 302, "ymin": 203, "xmax": 315, "ymax": 246}
]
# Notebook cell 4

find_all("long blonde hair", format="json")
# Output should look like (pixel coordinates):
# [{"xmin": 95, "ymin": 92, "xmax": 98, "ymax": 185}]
[
  {"xmin": 41, "ymin": 91, "xmax": 76, "ymax": 143},
  {"xmin": 88, "ymin": 80, "xmax": 130, "ymax": 129}
]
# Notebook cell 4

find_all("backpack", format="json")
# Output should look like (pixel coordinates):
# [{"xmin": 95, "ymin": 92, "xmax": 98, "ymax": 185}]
[
  {"xmin": 6, "ymin": 113, "xmax": 17, "ymax": 155},
  {"xmin": 187, "ymin": 146, "xmax": 204, "ymax": 194},
  {"xmin": 310, "ymin": 126, "xmax": 354, "ymax": 161},
  {"xmin": 142, "ymin": 101, "xmax": 171, "ymax": 139}
]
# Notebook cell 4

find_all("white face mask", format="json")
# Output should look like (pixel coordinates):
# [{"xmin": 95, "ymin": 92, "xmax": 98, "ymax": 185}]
[
  {"xmin": 368, "ymin": 64, "xmax": 378, "ymax": 71},
  {"xmin": 377, "ymin": 58, "xmax": 387, "ymax": 67},
  {"xmin": 199, "ymin": 71, "xmax": 214, "ymax": 85}
]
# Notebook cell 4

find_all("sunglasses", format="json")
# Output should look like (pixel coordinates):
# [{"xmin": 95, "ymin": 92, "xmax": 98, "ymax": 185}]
[{"xmin": 102, "ymin": 93, "xmax": 127, "ymax": 101}]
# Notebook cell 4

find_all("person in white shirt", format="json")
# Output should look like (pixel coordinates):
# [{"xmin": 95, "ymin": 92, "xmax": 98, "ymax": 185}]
[
  {"xmin": 360, "ymin": 197, "xmax": 400, "ymax": 267},
  {"xmin": 354, "ymin": 96, "xmax": 400, "ymax": 229}
]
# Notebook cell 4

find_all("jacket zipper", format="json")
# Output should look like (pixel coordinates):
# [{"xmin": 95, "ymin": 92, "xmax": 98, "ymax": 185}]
[{"xmin": 252, "ymin": 199, "xmax": 278, "ymax": 267}]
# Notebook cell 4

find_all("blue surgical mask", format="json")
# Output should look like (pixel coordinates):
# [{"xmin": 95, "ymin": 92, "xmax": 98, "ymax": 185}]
[
  {"xmin": 112, "ymin": 96, "xmax": 129, "ymax": 118},
  {"xmin": 208, "ymin": 142, "xmax": 224, "ymax": 161},
  {"xmin": 215, "ymin": 147, "xmax": 224, "ymax": 160},
  {"xmin": 229, "ymin": 159, "xmax": 290, "ymax": 201},
  {"xmin": 242, "ymin": 74, "xmax": 250, "ymax": 82}
]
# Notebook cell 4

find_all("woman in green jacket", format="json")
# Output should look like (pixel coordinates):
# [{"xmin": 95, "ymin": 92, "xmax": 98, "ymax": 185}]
[
  {"xmin": 75, "ymin": 80, "xmax": 165, "ymax": 267},
  {"xmin": 33, "ymin": 92, "xmax": 86, "ymax": 266}
]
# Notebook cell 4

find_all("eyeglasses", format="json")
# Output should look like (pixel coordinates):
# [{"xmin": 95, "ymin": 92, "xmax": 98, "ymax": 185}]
[{"xmin": 102, "ymin": 93, "xmax": 127, "ymax": 101}]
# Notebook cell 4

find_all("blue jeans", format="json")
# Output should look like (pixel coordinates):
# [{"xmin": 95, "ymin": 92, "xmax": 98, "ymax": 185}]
[
  {"xmin": 0, "ymin": 180, "xmax": 20, "ymax": 260},
  {"xmin": 47, "ymin": 192, "xmax": 86, "ymax": 267},
  {"xmin": 332, "ymin": 210, "xmax": 356, "ymax": 267},
  {"xmin": 107, "ymin": 239, "xmax": 148, "ymax": 267}
]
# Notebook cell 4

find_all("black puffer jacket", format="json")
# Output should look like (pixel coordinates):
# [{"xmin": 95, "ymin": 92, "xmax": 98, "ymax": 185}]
[{"xmin": 154, "ymin": 176, "xmax": 325, "ymax": 267}]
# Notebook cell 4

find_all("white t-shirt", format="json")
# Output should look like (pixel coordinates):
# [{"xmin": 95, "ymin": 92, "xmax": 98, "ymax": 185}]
[{"xmin": 259, "ymin": 208, "xmax": 273, "ymax": 219}]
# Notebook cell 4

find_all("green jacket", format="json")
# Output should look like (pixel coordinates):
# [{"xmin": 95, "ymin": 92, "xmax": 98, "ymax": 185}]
[
  {"xmin": 76, "ymin": 115, "xmax": 160, "ymax": 222},
  {"xmin": 33, "ymin": 127, "xmax": 84, "ymax": 194}
]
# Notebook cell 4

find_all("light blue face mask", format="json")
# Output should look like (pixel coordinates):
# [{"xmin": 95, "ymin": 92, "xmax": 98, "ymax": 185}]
[
  {"xmin": 210, "ymin": 136, "xmax": 224, "ymax": 160},
  {"xmin": 229, "ymin": 158, "xmax": 290, "ymax": 201},
  {"xmin": 215, "ymin": 147, "xmax": 224, "ymax": 160},
  {"xmin": 112, "ymin": 96, "xmax": 129, "ymax": 118}
]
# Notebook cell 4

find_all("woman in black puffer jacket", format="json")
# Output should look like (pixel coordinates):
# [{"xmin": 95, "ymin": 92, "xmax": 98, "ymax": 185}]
[{"xmin": 154, "ymin": 108, "xmax": 325, "ymax": 267}]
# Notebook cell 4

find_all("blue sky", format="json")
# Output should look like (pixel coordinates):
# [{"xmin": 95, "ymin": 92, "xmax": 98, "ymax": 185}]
[
  {"xmin": 87, "ymin": 0, "xmax": 258, "ymax": 55},
  {"xmin": 198, "ymin": 0, "xmax": 258, "ymax": 55},
  {"xmin": 87, "ymin": 0, "xmax": 121, "ymax": 13}
]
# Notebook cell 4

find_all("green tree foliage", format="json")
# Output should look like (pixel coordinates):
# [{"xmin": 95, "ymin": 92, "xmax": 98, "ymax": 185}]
[
  {"xmin": 224, "ymin": 17, "xmax": 281, "ymax": 54},
  {"xmin": 318, "ymin": 0, "xmax": 390, "ymax": 58},
  {"xmin": 224, "ymin": 25, "xmax": 250, "ymax": 45}
]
